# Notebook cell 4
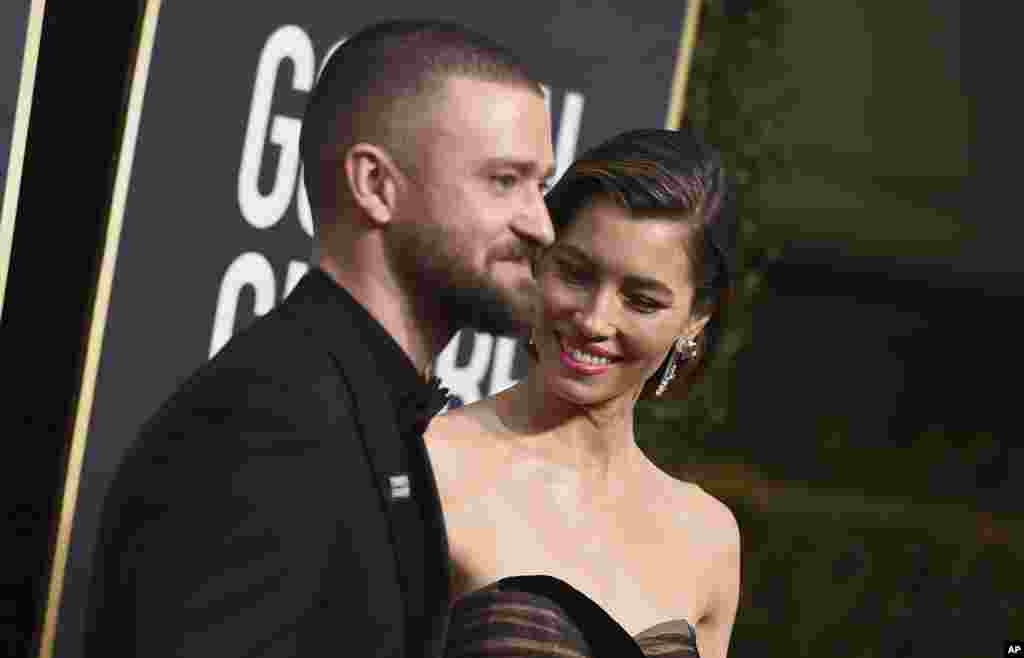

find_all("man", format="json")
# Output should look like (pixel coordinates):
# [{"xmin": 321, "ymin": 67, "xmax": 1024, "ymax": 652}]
[{"xmin": 85, "ymin": 20, "xmax": 555, "ymax": 657}]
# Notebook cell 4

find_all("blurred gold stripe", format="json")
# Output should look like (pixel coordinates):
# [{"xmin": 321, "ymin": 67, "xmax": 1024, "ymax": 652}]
[
  {"xmin": 38, "ymin": 1, "xmax": 163, "ymax": 656},
  {"xmin": 0, "ymin": 0, "xmax": 46, "ymax": 319},
  {"xmin": 666, "ymin": 0, "xmax": 704, "ymax": 129}
]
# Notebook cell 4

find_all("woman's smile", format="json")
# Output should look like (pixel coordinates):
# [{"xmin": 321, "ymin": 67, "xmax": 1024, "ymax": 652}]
[{"xmin": 554, "ymin": 331, "xmax": 624, "ymax": 376}]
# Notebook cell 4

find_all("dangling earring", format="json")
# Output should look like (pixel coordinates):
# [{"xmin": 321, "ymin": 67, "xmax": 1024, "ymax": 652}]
[{"xmin": 655, "ymin": 336, "xmax": 697, "ymax": 396}]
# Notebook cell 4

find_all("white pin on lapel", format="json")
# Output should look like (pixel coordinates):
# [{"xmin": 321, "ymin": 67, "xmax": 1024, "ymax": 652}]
[{"xmin": 389, "ymin": 474, "xmax": 411, "ymax": 500}]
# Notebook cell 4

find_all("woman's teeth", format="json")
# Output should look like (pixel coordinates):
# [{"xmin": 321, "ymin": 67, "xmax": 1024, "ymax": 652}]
[{"xmin": 569, "ymin": 348, "xmax": 611, "ymax": 366}]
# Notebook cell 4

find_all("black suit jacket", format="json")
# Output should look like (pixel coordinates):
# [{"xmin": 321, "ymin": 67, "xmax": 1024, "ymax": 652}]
[{"xmin": 85, "ymin": 271, "xmax": 451, "ymax": 657}]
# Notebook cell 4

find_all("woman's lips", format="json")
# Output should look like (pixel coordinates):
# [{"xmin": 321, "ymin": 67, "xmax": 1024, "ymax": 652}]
[
  {"xmin": 559, "ymin": 347, "xmax": 611, "ymax": 375},
  {"xmin": 555, "ymin": 332, "xmax": 618, "ymax": 375}
]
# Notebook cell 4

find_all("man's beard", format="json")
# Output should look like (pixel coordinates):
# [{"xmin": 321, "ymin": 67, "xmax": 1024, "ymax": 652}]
[{"xmin": 387, "ymin": 221, "xmax": 536, "ymax": 337}]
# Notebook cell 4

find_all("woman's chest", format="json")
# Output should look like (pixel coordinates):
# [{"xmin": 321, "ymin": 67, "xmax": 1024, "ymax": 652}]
[{"xmin": 445, "ymin": 481, "xmax": 712, "ymax": 634}]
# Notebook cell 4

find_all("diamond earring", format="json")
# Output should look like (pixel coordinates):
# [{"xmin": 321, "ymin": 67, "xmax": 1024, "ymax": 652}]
[{"xmin": 655, "ymin": 336, "xmax": 697, "ymax": 396}]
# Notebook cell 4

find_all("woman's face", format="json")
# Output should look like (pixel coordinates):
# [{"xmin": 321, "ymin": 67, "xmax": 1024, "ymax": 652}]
[{"xmin": 533, "ymin": 196, "xmax": 709, "ymax": 405}]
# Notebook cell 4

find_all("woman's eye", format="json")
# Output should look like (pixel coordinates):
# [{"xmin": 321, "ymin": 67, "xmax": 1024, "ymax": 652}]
[
  {"xmin": 556, "ymin": 261, "xmax": 587, "ymax": 284},
  {"xmin": 629, "ymin": 296, "xmax": 662, "ymax": 313}
]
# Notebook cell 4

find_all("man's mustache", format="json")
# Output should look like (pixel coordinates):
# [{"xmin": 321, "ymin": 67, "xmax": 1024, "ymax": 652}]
[{"xmin": 494, "ymin": 243, "xmax": 540, "ymax": 266}]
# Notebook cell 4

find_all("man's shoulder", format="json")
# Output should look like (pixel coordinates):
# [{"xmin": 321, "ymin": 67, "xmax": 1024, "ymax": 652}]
[
  {"xmin": 200, "ymin": 282, "xmax": 372, "ymax": 384},
  {"xmin": 140, "ymin": 313, "xmax": 351, "ymax": 438},
  {"xmin": 212, "ymin": 291, "xmax": 331, "ymax": 362}
]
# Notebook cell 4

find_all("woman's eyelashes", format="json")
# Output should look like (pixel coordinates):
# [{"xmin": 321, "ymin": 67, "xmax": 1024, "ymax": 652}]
[
  {"xmin": 555, "ymin": 258, "xmax": 590, "ymax": 285},
  {"xmin": 627, "ymin": 295, "xmax": 662, "ymax": 313},
  {"xmin": 553, "ymin": 259, "xmax": 665, "ymax": 314}
]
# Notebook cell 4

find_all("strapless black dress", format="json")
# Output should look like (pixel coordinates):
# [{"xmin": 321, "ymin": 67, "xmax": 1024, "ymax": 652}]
[{"xmin": 443, "ymin": 575, "xmax": 699, "ymax": 658}]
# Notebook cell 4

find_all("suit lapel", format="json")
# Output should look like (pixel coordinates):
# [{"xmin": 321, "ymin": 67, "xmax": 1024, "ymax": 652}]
[
  {"xmin": 404, "ymin": 419, "xmax": 452, "ymax": 655},
  {"xmin": 285, "ymin": 271, "xmax": 449, "ymax": 650}
]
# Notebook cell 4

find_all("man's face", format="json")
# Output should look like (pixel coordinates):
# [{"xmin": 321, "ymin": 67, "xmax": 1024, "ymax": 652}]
[{"xmin": 388, "ymin": 76, "xmax": 556, "ymax": 336}]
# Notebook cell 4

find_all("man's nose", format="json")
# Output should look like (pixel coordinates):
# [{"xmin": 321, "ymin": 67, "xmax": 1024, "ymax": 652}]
[{"xmin": 520, "ymin": 187, "xmax": 555, "ymax": 248}]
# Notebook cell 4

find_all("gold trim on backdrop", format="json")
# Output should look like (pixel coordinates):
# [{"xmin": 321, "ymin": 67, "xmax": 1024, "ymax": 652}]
[
  {"xmin": 0, "ymin": 0, "xmax": 46, "ymax": 319},
  {"xmin": 666, "ymin": 0, "xmax": 704, "ymax": 129},
  {"xmin": 38, "ymin": 1, "xmax": 163, "ymax": 656}
]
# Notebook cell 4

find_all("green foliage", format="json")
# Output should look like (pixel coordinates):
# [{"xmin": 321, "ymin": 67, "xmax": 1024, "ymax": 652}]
[
  {"xmin": 637, "ymin": 0, "xmax": 797, "ymax": 458},
  {"xmin": 631, "ymin": 8, "xmax": 1021, "ymax": 657},
  {"xmin": 729, "ymin": 495, "xmax": 1020, "ymax": 657}
]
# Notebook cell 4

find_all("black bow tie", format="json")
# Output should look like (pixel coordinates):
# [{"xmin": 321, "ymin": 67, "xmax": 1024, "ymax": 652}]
[{"xmin": 397, "ymin": 376, "xmax": 451, "ymax": 437}]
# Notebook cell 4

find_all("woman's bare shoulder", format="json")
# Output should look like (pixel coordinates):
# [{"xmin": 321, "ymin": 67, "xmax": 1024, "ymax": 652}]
[{"xmin": 662, "ymin": 474, "xmax": 741, "ymax": 552}]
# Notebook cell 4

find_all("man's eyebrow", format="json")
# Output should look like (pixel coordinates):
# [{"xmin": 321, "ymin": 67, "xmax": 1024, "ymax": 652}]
[
  {"xmin": 553, "ymin": 244, "xmax": 675, "ymax": 298},
  {"xmin": 484, "ymin": 157, "xmax": 556, "ymax": 179}
]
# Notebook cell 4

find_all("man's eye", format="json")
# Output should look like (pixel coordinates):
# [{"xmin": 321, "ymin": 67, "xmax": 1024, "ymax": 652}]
[{"xmin": 492, "ymin": 175, "xmax": 518, "ymax": 191}]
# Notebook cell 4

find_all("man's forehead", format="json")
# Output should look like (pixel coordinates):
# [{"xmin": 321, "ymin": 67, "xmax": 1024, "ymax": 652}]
[
  {"xmin": 419, "ymin": 80, "xmax": 553, "ymax": 164},
  {"xmin": 430, "ymin": 76, "xmax": 547, "ymax": 120},
  {"xmin": 438, "ymin": 73, "xmax": 544, "ymax": 98}
]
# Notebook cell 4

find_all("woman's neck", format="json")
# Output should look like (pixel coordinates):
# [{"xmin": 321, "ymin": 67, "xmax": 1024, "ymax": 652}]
[{"xmin": 497, "ymin": 373, "xmax": 648, "ymax": 496}]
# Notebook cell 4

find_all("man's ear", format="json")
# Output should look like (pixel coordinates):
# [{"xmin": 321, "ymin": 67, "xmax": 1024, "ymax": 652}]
[{"xmin": 343, "ymin": 142, "xmax": 404, "ymax": 227}]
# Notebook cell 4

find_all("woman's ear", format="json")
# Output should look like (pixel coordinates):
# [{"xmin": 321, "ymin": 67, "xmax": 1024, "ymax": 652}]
[
  {"xmin": 343, "ymin": 142, "xmax": 404, "ymax": 227},
  {"xmin": 682, "ymin": 311, "xmax": 712, "ymax": 345}
]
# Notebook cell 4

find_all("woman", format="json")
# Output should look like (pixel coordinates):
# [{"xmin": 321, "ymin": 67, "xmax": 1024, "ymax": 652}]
[{"xmin": 426, "ymin": 128, "xmax": 740, "ymax": 658}]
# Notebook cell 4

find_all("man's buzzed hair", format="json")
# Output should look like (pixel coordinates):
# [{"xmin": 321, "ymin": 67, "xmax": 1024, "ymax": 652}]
[{"xmin": 300, "ymin": 20, "xmax": 544, "ymax": 225}]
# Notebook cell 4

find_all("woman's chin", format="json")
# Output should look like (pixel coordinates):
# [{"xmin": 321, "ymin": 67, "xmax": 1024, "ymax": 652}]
[{"xmin": 540, "ymin": 370, "xmax": 619, "ymax": 407}]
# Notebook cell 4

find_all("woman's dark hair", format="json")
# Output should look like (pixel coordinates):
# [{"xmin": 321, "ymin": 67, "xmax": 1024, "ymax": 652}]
[{"xmin": 533, "ymin": 126, "xmax": 737, "ymax": 399}]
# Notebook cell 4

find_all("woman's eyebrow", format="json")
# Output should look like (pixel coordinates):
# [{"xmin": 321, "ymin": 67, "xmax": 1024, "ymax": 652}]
[
  {"xmin": 551, "ymin": 243, "xmax": 592, "ymax": 263},
  {"xmin": 623, "ymin": 274, "xmax": 674, "ymax": 299},
  {"xmin": 554, "ymin": 244, "xmax": 675, "ymax": 299}
]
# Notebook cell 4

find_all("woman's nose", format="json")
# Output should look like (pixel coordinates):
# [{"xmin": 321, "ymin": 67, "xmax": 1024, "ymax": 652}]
[{"xmin": 572, "ymin": 292, "xmax": 615, "ymax": 338}]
